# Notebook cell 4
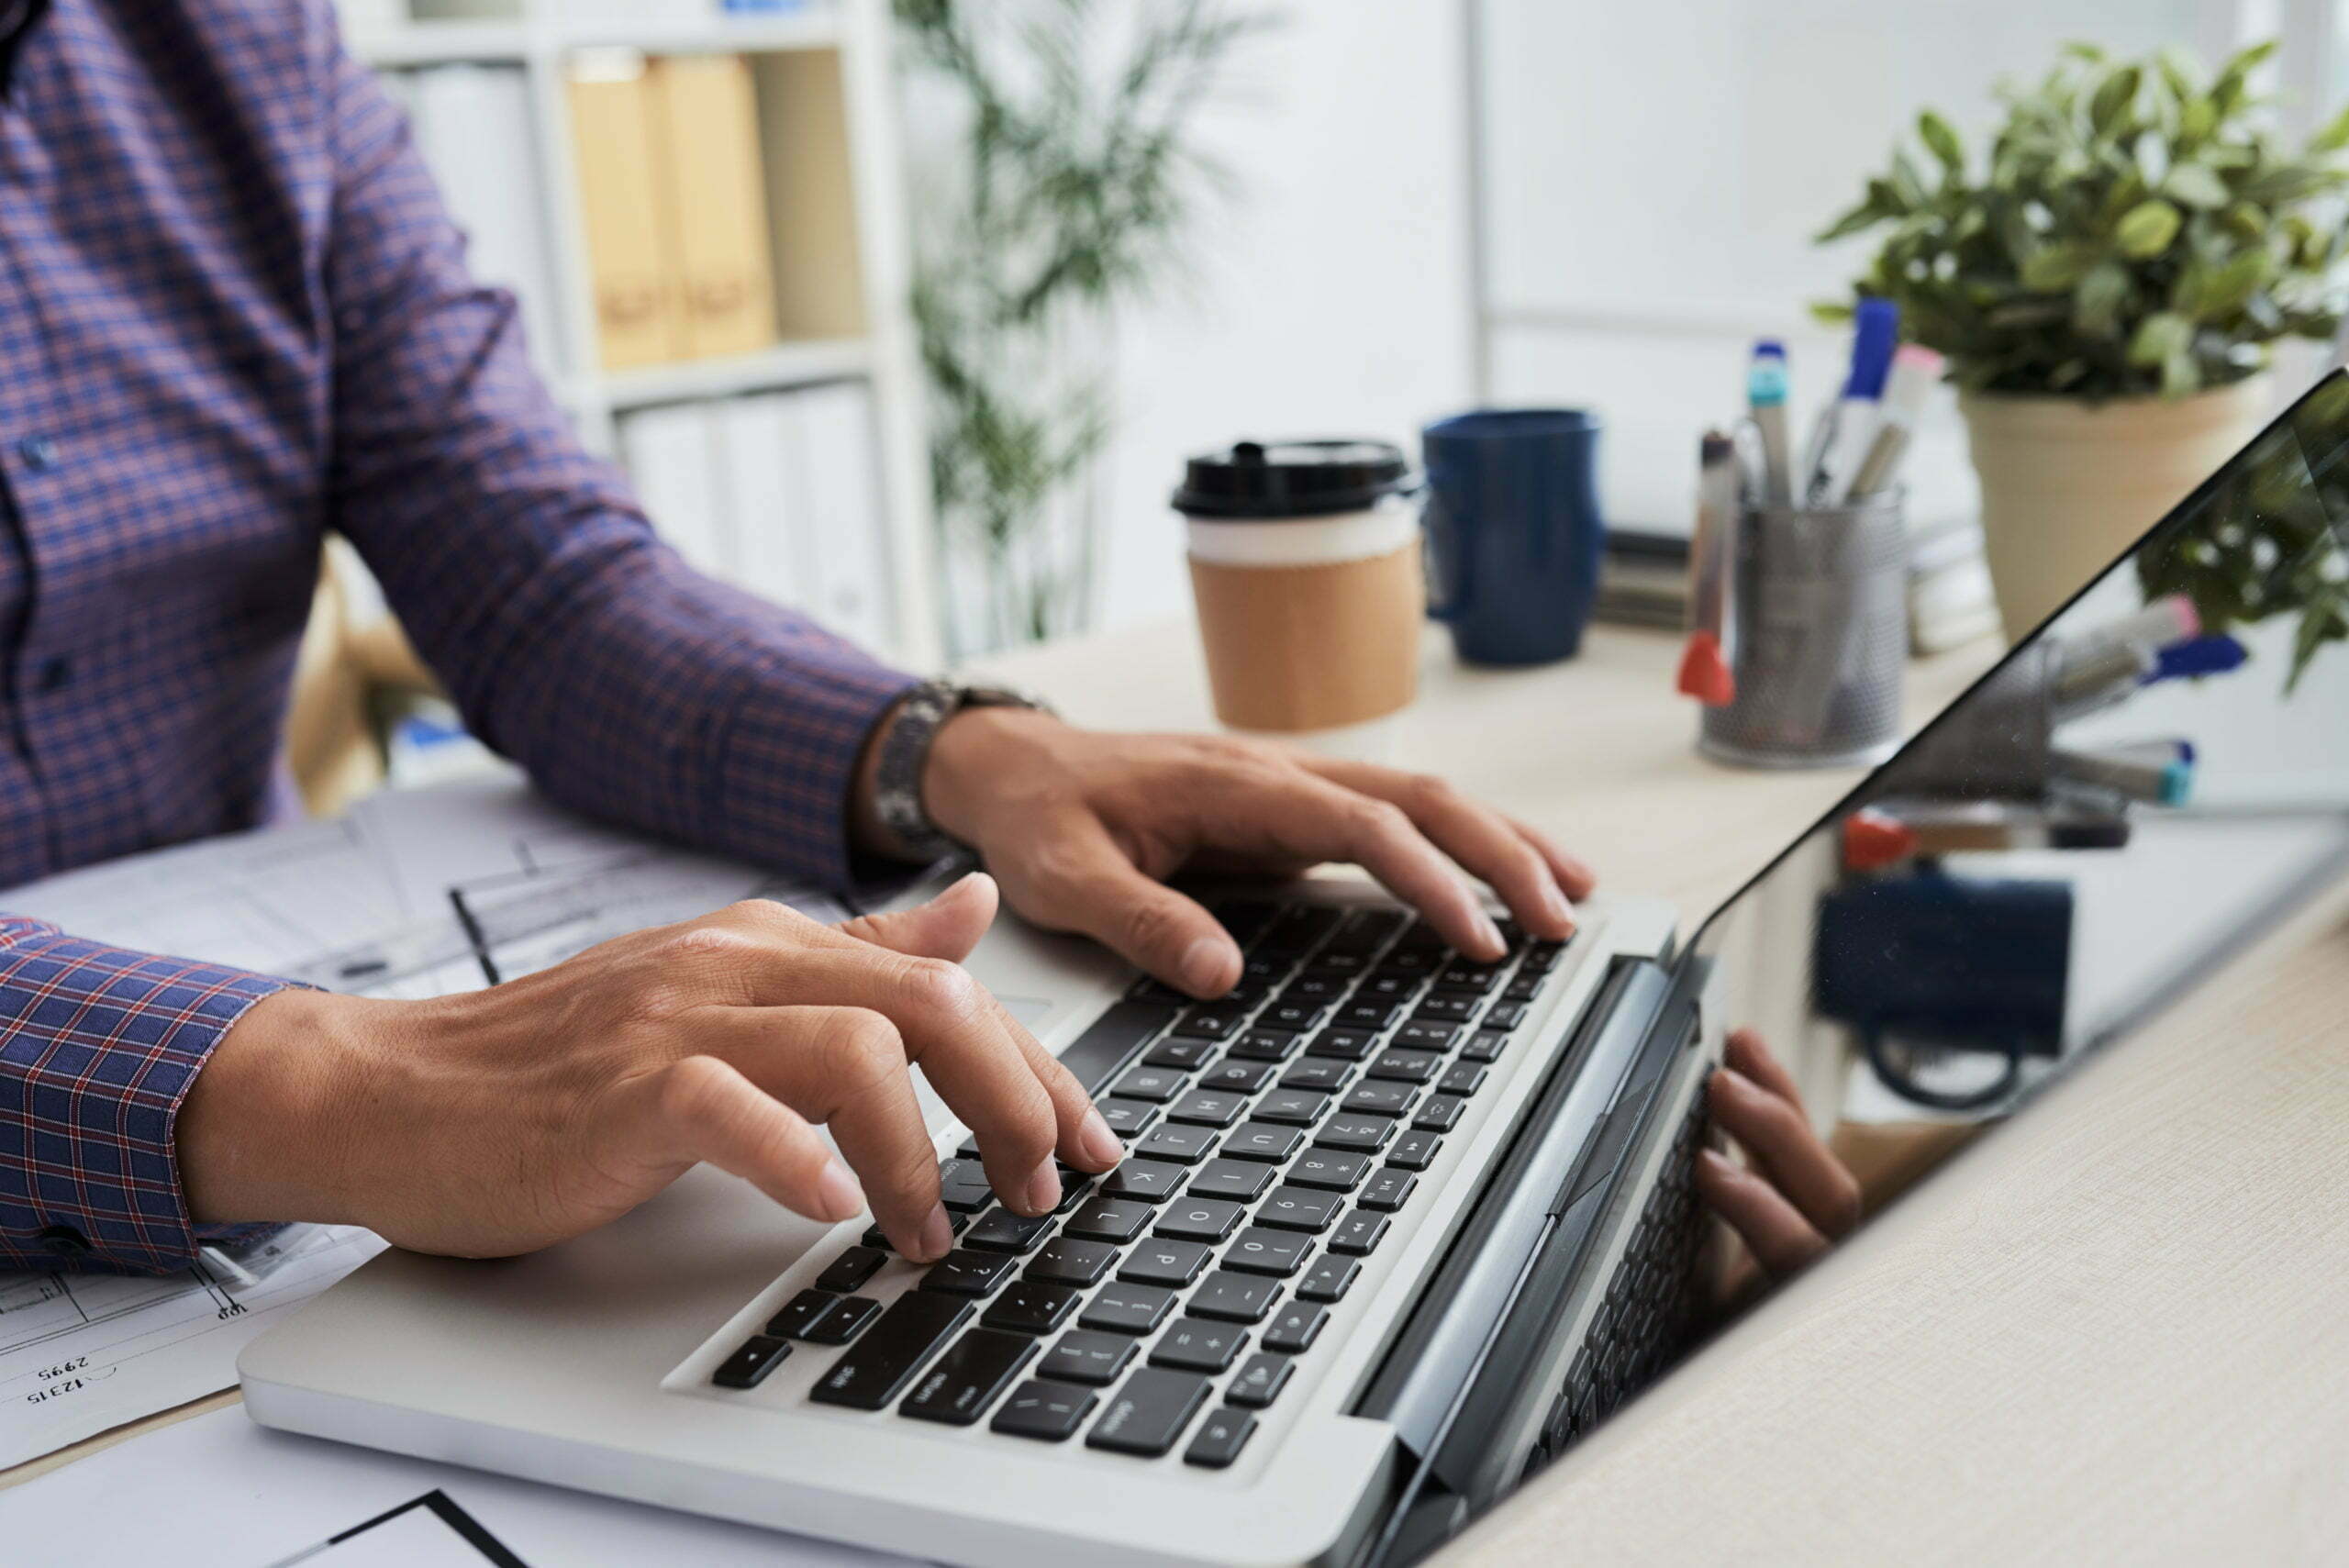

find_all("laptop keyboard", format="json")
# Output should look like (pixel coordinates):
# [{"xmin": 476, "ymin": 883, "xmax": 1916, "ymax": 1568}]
[{"xmin": 706, "ymin": 897, "xmax": 1570, "ymax": 1469}]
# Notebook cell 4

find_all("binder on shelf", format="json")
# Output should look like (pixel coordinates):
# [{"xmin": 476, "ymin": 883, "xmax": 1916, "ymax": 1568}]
[
  {"xmin": 566, "ymin": 53, "xmax": 685, "ymax": 370},
  {"xmin": 796, "ymin": 381, "xmax": 893, "ymax": 651},
  {"xmin": 618, "ymin": 403, "xmax": 731, "ymax": 576},
  {"xmin": 648, "ymin": 54, "xmax": 781, "ymax": 361},
  {"xmin": 715, "ymin": 392, "xmax": 812, "ymax": 609},
  {"xmin": 407, "ymin": 65, "xmax": 563, "ymax": 378}
]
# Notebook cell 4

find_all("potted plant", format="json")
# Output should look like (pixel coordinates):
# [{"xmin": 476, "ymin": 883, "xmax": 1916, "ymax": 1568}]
[{"xmin": 1818, "ymin": 40, "xmax": 2349, "ymax": 639}]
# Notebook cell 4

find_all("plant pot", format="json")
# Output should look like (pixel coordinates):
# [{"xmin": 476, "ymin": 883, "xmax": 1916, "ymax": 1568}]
[{"xmin": 1959, "ymin": 373, "xmax": 2275, "ymax": 640}]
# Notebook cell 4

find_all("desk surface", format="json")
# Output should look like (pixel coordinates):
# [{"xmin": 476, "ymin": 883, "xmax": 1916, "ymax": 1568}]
[{"xmin": 28, "ymin": 618, "xmax": 2346, "ymax": 1564}]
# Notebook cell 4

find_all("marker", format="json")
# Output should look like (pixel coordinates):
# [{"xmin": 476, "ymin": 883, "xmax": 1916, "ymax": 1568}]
[
  {"xmin": 2076, "ymin": 594, "xmax": 2200, "ymax": 660},
  {"xmin": 1748, "ymin": 339, "xmax": 1793, "ymax": 507},
  {"xmin": 1841, "ymin": 805, "xmax": 2132, "ymax": 871},
  {"xmin": 2148, "ymin": 633, "xmax": 2247, "ymax": 684},
  {"xmin": 1804, "ymin": 296, "xmax": 1899, "ymax": 504},
  {"xmin": 1839, "ymin": 344, "xmax": 1945, "ymax": 502},
  {"xmin": 1677, "ymin": 430, "xmax": 1741, "ymax": 706},
  {"xmin": 2053, "ymin": 639, "xmax": 2156, "ymax": 719},
  {"xmin": 2053, "ymin": 746, "xmax": 2196, "ymax": 806}
]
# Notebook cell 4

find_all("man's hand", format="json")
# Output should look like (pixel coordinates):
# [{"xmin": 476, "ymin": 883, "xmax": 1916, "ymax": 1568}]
[
  {"xmin": 897, "ymin": 708, "xmax": 1598, "ymax": 997},
  {"xmin": 1696, "ymin": 1029, "xmax": 1863, "ymax": 1285},
  {"xmin": 177, "ymin": 873, "xmax": 1120, "ymax": 1263}
]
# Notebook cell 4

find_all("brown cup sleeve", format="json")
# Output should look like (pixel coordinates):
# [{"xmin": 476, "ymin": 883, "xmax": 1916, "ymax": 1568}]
[{"xmin": 1187, "ymin": 542, "xmax": 1423, "ymax": 731}]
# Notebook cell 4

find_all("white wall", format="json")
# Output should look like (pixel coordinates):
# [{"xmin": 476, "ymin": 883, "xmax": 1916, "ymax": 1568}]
[{"xmin": 1091, "ymin": 0, "xmax": 1475, "ymax": 628}]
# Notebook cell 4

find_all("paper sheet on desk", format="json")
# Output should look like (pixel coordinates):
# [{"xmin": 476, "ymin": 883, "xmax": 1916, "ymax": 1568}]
[
  {"xmin": 6, "ymin": 1406, "xmax": 902, "ymax": 1568},
  {"xmin": 0, "ymin": 773, "xmax": 853, "ymax": 1471}
]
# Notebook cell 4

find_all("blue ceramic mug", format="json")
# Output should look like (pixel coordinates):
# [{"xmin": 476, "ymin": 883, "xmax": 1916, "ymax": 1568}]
[{"xmin": 1421, "ymin": 409, "xmax": 1607, "ymax": 666}]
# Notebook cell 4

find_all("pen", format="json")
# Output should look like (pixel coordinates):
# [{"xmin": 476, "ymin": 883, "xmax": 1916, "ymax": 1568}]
[
  {"xmin": 1839, "ymin": 344, "xmax": 1945, "ymax": 502},
  {"xmin": 1677, "ymin": 430, "xmax": 1741, "ymax": 706},
  {"xmin": 1806, "ymin": 296, "xmax": 1899, "ymax": 504},
  {"xmin": 1748, "ymin": 339, "xmax": 1793, "ymax": 506},
  {"xmin": 2148, "ymin": 634, "xmax": 2247, "ymax": 684},
  {"xmin": 2076, "ymin": 594, "xmax": 2200, "ymax": 658},
  {"xmin": 2053, "ymin": 745, "xmax": 2195, "ymax": 806},
  {"xmin": 1841, "ymin": 805, "xmax": 2132, "ymax": 870},
  {"xmin": 2053, "ymin": 639, "xmax": 2155, "ymax": 719}
]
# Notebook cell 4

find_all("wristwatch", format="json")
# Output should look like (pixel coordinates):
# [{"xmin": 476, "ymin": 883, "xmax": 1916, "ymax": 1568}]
[{"xmin": 869, "ymin": 678, "xmax": 1054, "ymax": 861}]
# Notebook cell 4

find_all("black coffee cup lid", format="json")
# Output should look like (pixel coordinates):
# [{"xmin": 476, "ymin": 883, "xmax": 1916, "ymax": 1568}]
[{"xmin": 1173, "ymin": 439, "xmax": 1414, "ymax": 519}]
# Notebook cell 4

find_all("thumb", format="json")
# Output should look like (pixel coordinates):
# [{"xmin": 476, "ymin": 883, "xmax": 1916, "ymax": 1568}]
[{"xmin": 835, "ymin": 871, "xmax": 999, "ymax": 962}]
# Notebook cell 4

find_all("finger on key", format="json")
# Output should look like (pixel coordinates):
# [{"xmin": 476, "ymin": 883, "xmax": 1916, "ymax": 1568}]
[
  {"xmin": 1302, "ymin": 760, "xmax": 1576, "ymax": 940},
  {"xmin": 617, "ymin": 1052, "xmax": 866, "ymax": 1227},
  {"xmin": 996, "ymin": 810, "xmax": 1243, "ymax": 1000}
]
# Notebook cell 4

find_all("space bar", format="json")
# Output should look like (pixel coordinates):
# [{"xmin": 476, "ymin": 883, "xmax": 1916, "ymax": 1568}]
[{"xmin": 1056, "ymin": 1000, "xmax": 1181, "ymax": 1096}]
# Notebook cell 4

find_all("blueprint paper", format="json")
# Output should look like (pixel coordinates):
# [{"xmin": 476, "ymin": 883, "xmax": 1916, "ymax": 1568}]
[{"xmin": 0, "ymin": 773, "xmax": 849, "ymax": 1469}]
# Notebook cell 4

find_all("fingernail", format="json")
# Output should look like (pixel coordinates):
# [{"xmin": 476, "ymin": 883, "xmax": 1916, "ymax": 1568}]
[
  {"xmin": 815, "ymin": 1160, "xmax": 864, "ymax": 1222},
  {"xmin": 1541, "ymin": 881, "xmax": 1575, "ymax": 932},
  {"xmin": 1181, "ymin": 938, "xmax": 1234, "ymax": 995},
  {"xmin": 1078, "ymin": 1108, "xmax": 1124, "ymax": 1170},
  {"xmin": 914, "ymin": 1204, "xmax": 953, "ymax": 1262},
  {"xmin": 1474, "ymin": 912, "xmax": 1506, "ymax": 957},
  {"xmin": 1025, "ymin": 1161, "xmax": 1063, "ymax": 1216}
]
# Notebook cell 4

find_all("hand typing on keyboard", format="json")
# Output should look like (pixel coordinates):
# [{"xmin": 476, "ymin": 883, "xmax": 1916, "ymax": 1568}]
[
  {"xmin": 885, "ymin": 706, "xmax": 1596, "ymax": 997},
  {"xmin": 179, "ymin": 873, "xmax": 1122, "ymax": 1263}
]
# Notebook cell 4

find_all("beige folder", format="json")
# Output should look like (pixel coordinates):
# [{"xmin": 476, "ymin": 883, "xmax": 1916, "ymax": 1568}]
[
  {"xmin": 566, "ymin": 59, "xmax": 684, "ymax": 370},
  {"xmin": 648, "ymin": 54, "xmax": 779, "ymax": 360}
]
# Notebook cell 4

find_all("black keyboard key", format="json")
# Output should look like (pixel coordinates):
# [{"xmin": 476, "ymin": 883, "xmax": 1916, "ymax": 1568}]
[
  {"xmin": 1393, "ymin": 1020, "xmax": 1460, "ymax": 1051},
  {"xmin": 1376, "ymin": 946, "xmax": 1439, "ymax": 974},
  {"xmin": 1259, "ymin": 904, "xmax": 1343, "ymax": 953},
  {"xmin": 1060, "ymin": 999, "xmax": 1184, "ymax": 1095},
  {"xmin": 1330, "ymin": 908, "xmax": 1408, "ymax": 951},
  {"xmin": 711, "ymin": 1334, "xmax": 792, "ymax": 1389},
  {"xmin": 1200, "ymin": 1060, "xmax": 1275, "ymax": 1095},
  {"xmin": 1282, "ymin": 974, "xmax": 1349, "ymax": 1004},
  {"xmin": 1521, "ymin": 940, "xmax": 1566, "ymax": 973},
  {"xmin": 1307, "ymin": 1028, "xmax": 1377, "ymax": 1062},
  {"xmin": 1337, "ymin": 1001, "xmax": 1403, "ymax": 1031},
  {"xmin": 1262, "ymin": 1302, "xmax": 1330, "ymax": 1354},
  {"xmin": 808, "ymin": 1293, "xmax": 974, "ymax": 1408},
  {"xmin": 1103, "ymin": 1160, "xmax": 1188, "ymax": 1201},
  {"xmin": 1186, "ymin": 1157, "xmax": 1277, "ymax": 1202},
  {"xmin": 1367, "ymin": 1048, "xmax": 1443, "ymax": 1084},
  {"xmin": 1483, "ymin": 1002, "xmax": 1530, "ymax": 1030},
  {"xmin": 1503, "ymin": 973, "xmax": 1543, "ymax": 1003},
  {"xmin": 1254, "ymin": 1088, "xmax": 1329, "ymax": 1127},
  {"xmin": 1387, "ymin": 1130, "xmax": 1443, "ymax": 1171},
  {"xmin": 1080, "ymin": 1284, "xmax": 1177, "ymax": 1336},
  {"xmin": 1227, "ymin": 1352, "xmax": 1295, "ymax": 1408},
  {"xmin": 1281, "ymin": 1059, "xmax": 1354, "ymax": 1093},
  {"xmin": 922, "ymin": 1250, "xmax": 1015, "ymax": 1296},
  {"xmin": 1025, "ymin": 1238, "xmax": 1119, "ymax": 1287},
  {"xmin": 1391, "ymin": 917, "xmax": 1448, "ymax": 951},
  {"xmin": 899, "ymin": 1328, "xmax": 1036, "ymax": 1426},
  {"xmin": 1437, "ymin": 960, "xmax": 1507, "ymax": 993},
  {"xmin": 1086, "ymin": 1368, "xmax": 1213, "ymax": 1457},
  {"xmin": 1439, "ymin": 1062, "xmax": 1490, "ymax": 1095},
  {"xmin": 1167, "ymin": 1088, "xmax": 1250, "ymax": 1127},
  {"xmin": 1241, "ymin": 951, "xmax": 1291, "ymax": 982},
  {"xmin": 1227, "ymin": 1029, "xmax": 1301, "ymax": 1063},
  {"xmin": 1119, "ymin": 1238, "xmax": 1213, "ymax": 1287},
  {"xmin": 1460, "ymin": 1030, "xmax": 1508, "ymax": 1063},
  {"xmin": 1040, "ymin": 1329, "xmax": 1137, "ymax": 1386},
  {"xmin": 1297, "ymin": 1255, "xmax": 1361, "ymax": 1303},
  {"xmin": 1137, "ymin": 1123, "xmax": 1219, "ymax": 1163},
  {"xmin": 1154, "ymin": 1195, "xmax": 1246, "ymax": 1242},
  {"xmin": 1316, "ymin": 1114, "xmax": 1398, "ymax": 1152},
  {"xmin": 1288, "ymin": 1149, "xmax": 1371, "ymax": 1192},
  {"xmin": 1097, "ymin": 1096, "xmax": 1162, "ymax": 1138},
  {"xmin": 1330, "ymin": 1213, "xmax": 1391, "ymax": 1256},
  {"xmin": 1412, "ymin": 1095, "xmax": 1464, "ymax": 1132},
  {"xmin": 1259, "ymin": 1185, "xmax": 1344, "ymax": 1233},
  {"xmin": 1189, "ymin": 1270, "xmax": 1282, "ymax": 1324},
  {"xmin": 1184, "ymin": 1407, "xmax": 1258, "ymax": 1469},
  {"xmin": 1146, "ymin": 1035, "xmax": 1220, "ymax": 1070},
  {"xmin": 1172, "ymin": 1007, "xmax": 1248, "ymax": 1040},
  {"xmin": 1358, "ymin": 973, "xmax": 1421, "ymax": 1003},
  {"xmin": 983, "ymin": 1282, "xmax": 1082, "ymax": 1334},
  {"xmin": 1259, "ymin": 1002, "xmax": 1329, "ymax": 1033},
  {"xmin": 1055, "ymin": 1174, "xmax": 1095, "ymax": 1213},
  {"xmin": 767, "ymin": 1288, "xmax": 840, "ymax": 1340},
  {"xmin": 804, "ymin": 1294, "xmax": 882, "ymax": 1344},
  {"xmin": 1341, "ymin": 1081, "xmax": 1419, "ymax": 1118},
  {"xmin": 964, "ymin": 1210, "xmax": 1056, "ymax": 1253},
  {"xmin": 991, "ymin": 1379, "xmax": 1098, "ymax": 1442},
  {"xmin": 1128, "ymin": 977, "xmax": 1189, "ymax": 1004},
  {"xmin": 1063, "ymin": 1195, "xmax": 1153, "ymax": 1242},
  {"xmin": 1224, "ymin": 1225, "xmax": 1314, "ymax": 1277},
  {"xmin": 815, "ymin": 1246, "xmax": 887, "ymax": 1295},
  {"xmin": 1222, "ymin": 1121, "xmax": 1305, "ymax": 1162},
  {"xmin": 1359, "ymin": 1169, "xmax": 1419, "ymax": 1212},
  {"xmin": 1308, "ymin": 950, "xmax": 1372, "ymax": 975},
  {"xmin": 1113, "ymin": 1065, "xmax": 1188, "ymax": 1103},
  {"xmin": 1149, "ymin": 1318, "xmax": 1250, "ymax": 1373},
  {"xmin": 1414, "ymin": 995, "xmax": 1479, "ymax": 1024},
  {"xmin": 1216, "ymin": 899, "xmax": 1281, "ymax": 943},
  {"xmin": 938, "ymin": 1159, "xmax": 996, "ymax": 1212}
]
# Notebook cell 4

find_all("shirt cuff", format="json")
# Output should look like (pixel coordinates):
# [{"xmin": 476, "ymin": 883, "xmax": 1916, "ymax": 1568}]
[{"xmin": 0, "ymin": 920, "xmax": 294, "ymax": 1274}]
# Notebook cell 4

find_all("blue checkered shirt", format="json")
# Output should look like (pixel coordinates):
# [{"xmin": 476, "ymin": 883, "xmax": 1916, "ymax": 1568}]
[{"xmin": 0, "ymin": 0, "xmax": 918, "ymax": 1273}]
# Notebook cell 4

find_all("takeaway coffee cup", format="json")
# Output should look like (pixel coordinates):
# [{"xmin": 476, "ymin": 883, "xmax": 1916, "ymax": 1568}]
[{"xmin": 1174, "ymin": 440, "xmax": 1422, "ymax": 749}]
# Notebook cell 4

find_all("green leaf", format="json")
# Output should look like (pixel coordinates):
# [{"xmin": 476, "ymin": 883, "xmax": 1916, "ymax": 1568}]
[
  {"xmin": 2075, "ymin": 261, "xmax": 2133, "ymax": 337},
  {"xmin": 2199, "ymin": 249, "xmax": 2272, "ymax": 317},
  {"xmin": 1809, "ymin": 300, "xmax": 1856, "ymax": 327},
  {"xmin": 2130, "ymin": 310, "xmax": 2195, "ymax": 366},
  {"xmin": 1918, "ymin": 109, "xmax": 1965, "ymax": 172},
  {"xmin": 2178, "ymin": 95, "xmax": 2218, "ymax": 145},
  {"xmin": 2116, "ymin": 198, "xmax": 2183, "ymax": 256},
  {"xmin": 2165, "ymin": 161, "xmax": 2231, "ymax": 208},
  {"xmin": 2090, "ymin": 65, "xmax": 2142, "ymax": 135},
  {"xmin": 2021, "ymin": 240, "xmax": 2100, "ymax": 291},
  {"xmin": 2312, "ymin": 102, "xmax": 2349, "ymax": 154},
  {"xmin": 2161, "ymin": 350, "xmax": 2201, "ymax": 397}
]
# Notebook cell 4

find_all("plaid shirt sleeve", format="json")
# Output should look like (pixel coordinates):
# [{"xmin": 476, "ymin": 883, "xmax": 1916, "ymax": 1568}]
[
  {"xmin": 0, "ymin": 916, "xmax": 293, "ymax": 1273},
  {"xmin": 313, "ymin": 8, "xmax": 918, "ymax": 890}
]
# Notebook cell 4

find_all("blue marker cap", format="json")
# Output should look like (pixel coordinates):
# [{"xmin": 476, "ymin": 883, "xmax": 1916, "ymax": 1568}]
[
  {"xmin": 1842, "ymin": 297, "xmax": 1900, "ymax": 400},
  {"xmin": 2148, "ymin": 634, "xmax": 2249, "ymax": 684},
  {"xmin": 1748, "ymin": 339, "xmax": 1789, "ymax": 406}
]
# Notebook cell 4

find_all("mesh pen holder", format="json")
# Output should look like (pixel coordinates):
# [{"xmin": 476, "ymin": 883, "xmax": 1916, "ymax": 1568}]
[{"xmin": 1698, "ymin": 489, "xmax": 1909, "ymax": 769}]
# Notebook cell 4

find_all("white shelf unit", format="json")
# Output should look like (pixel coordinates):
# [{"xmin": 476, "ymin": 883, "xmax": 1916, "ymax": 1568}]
[{"xmin": 342, "ymin": 0, "xmax": 941, "ymax": 669}]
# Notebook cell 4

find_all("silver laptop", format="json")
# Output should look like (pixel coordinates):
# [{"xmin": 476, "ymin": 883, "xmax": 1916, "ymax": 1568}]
[{"xmin": 239, "ymin": 373, "xmax": 2349, "ymax": 1567}]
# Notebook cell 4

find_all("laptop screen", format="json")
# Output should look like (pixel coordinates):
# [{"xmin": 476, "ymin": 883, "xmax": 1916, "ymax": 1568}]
[{"xmin": 1678, "ymin": 367, "xmax": 2349, "ymax": 1307}]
